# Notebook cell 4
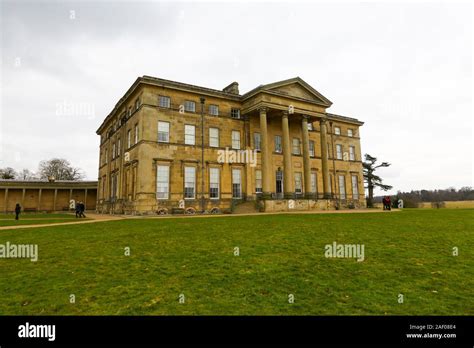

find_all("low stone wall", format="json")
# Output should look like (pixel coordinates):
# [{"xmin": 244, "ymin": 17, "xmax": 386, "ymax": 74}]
[
  {"xmin": 263, "ymin": 199, "xmax": 365, "ymax": 212},
  {"xmin": 97, "ymin": 197, "xmax": 233, "ymax": 215},
  {"xmin": 97, "ymin": 197, "xmax": 366, "ymax": 215},
  {"xmin": 373, "ymin": 200, "xmax": 474, "ymax": 209}
]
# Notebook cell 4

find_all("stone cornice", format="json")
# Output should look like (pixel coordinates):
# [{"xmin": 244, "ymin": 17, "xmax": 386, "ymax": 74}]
[
  {"xmin": 243, "ymin": 102, "xmax": 327, "ymax": 119},
  {"xmin": 326, "ymin": 113, "xmax": 364, "ymax": 126}
]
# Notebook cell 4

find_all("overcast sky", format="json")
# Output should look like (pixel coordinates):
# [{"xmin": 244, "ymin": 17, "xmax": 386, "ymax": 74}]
[{"xmin": 0, "ymin": 0, "xmax": 472, "ymax": 194}]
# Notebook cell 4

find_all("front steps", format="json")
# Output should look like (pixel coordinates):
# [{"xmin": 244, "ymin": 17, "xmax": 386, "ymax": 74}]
[{"xmin": 232, "ymin": 201, "xmax": 259, "ymax": 214}]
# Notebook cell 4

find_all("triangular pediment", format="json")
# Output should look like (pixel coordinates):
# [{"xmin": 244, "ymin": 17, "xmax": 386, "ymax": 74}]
[{"xmin": 259, "ymin": 77, "xmax": 332, "ymax": 106}]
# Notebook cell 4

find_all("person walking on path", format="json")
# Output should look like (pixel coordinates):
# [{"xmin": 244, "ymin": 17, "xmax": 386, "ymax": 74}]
[
  {"xmin": 79, "ymin": 201, "xmax": 86, "ymax": 218},
  {"xmin": 14, "ymin": 203, "xmax": 21, "ymax": 220},
  {"xmin": 386, "ymin": 196, "xmax": 392, "ymax": 211},
  {"xmin": 75, "ymin": 201, "xmax": 81, "ymax": 218}
]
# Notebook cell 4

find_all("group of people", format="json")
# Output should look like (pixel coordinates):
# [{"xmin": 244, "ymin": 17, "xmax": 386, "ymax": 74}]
[
  {"xmin": 382, "ymin": 196, "xmax": 392, "ymax": 211},
  {"xmin": 75, "ymin": 201, "xmax": 87, "ymax": 218},
  {"xmin": 11, "ymin": 201, "xmax": 86, "ymax": 220}
]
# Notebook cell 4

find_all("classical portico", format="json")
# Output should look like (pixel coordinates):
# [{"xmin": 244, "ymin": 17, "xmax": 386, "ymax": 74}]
[
  {"xmin": 247, "ymin": 104, "xmax": 332, "ymax": 200},
  {"xmin": 240, "ymin": 77, "xmax": 340, "ymax": 202}
]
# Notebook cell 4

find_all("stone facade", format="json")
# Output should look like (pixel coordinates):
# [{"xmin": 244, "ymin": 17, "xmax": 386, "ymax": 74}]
[{"xmin": 96, "ymin": 76, "xmax": 365, "ymax": 214}]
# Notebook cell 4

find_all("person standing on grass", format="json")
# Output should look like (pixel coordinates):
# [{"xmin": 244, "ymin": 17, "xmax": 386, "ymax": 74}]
[
  {"xmin": 75, "ymin": 201, "xmax": 81, "ymax": 218},
  {"xmin": 387, "ymin": 196, "xmax": 392, "ymax": 211},
  {"xmin": 14, "ymin": 203, "xmax": 21, "ymax": 220},
  {"xmin": 79, "ymin": 201, "xmax": 86, "ymax": 218}
]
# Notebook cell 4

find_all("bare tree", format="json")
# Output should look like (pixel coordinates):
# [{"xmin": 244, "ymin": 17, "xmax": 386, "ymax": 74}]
[
  {"xmin": 363, "ymin": 154, "xmax": 392, "ymax": 208},
  {"xmin": 18, "ymin": 169, "xmax": 38, "ymax": 180},
  {"xmin": 0, "ymin": 167, "xmax": 17, "ymax": 179},
  {"xmin": 38, "ymin": 158, "xmax": 84, "ymax": 181}
]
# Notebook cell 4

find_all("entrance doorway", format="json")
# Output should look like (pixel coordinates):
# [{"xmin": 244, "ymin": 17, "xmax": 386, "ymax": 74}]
[{"xmin": 276, "ymin": 170, "xmax": 283, "ymax": 199}]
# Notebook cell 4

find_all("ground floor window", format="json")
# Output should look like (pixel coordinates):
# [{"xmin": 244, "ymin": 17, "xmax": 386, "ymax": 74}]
[
  {"xmin": 102, "ymin": 175, "xmax": 106, "ymax": 199},
  {"xmin": 338, "ymin": 175, "xmax": 346, "ymax": 200},
  {"xmin": 328, "ymin": 174, "xmax": 333, "ymax": 195},
  {"xmin": 232, "ymin": 168, "xmax": 242, "ymax": 198},
  {"xmin": 255, "ymin": 169, "xmax": 262, "ymax": 193},
  {"xmin": 276, "ymin": 170, "xmax": 283, "ymax": 196},
  {"xmin": 132, "ymin": 166, "xmax": 137, "ymax": 199},
  {"xmin": 351, "ymin": 175, "xmax": 359, "ymax": 200},
  {"xmin": 294, "ymin": 172, "xmax": 303, "ymax": 194},
  {"xmin": 209, "ymin": 167, "xmax": 220, "ymax": 199},
  {"xmin": 184, "ymin": 166, "xmax": 196, "ymax": 199},
  {"xmin": 124, "ymin": 169, "xmax": 130, "ymax": 198},
  {"xmin": 156, "ymin": 165, "xmax": 170, "ymax": 199},
  {"xmin": 311, "ymin": 172, "xmax": 317, "ymax": 194},
  {"xmin": 111, "ymin": 172, "xmax": 118, "ymax": 201}
]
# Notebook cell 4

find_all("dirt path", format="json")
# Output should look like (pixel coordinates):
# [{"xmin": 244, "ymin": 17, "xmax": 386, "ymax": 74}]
[
  {"xmin": 0, "ymin": 209, "xmax": 397, "ymax": 231},
  {"xmin": 0, "ymin": 214, "xmax": 125, "ymax": 231}
]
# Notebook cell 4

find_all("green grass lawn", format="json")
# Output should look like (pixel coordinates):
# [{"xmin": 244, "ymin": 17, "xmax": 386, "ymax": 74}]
[
  {"xmin": 0, "ymin": 209, "xmax": 472, "ymax": 315},
  {"xmin": 0, "ymin": 213, "xmax": 89, "ymax": 227}
]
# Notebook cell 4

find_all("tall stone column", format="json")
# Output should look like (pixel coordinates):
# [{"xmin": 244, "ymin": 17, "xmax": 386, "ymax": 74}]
[
  {"xmin": 320, "ymin": 118, "xmax": 331, "ymax": 198},
  {"xmin": 21, "ymin": 189, "xmax": 26, "ymax": 209},
  {"xmin": 4, "ymin": 188, "xmax": 8, "ymax": 213},
  {"xmin": 38, "ymin": 188, "xmax": 42, "ymax": 212},
  {"xmin": 53, "ymin": 189, "xmax": 58, "ymax": 212},
  {"xmin": 259, "ymin": 107, "xmax": 272, "ymax": 197},
  {"xmin": 281, "ymin": 111, "xmax": 293, "ymax": 198},
  {"xmin": 301, "ymin": 115, "xmax": 312, "ymax": 198},
  {"xmin": 243, "ymin": 115, "xmax": 253, "ymax": 199}
]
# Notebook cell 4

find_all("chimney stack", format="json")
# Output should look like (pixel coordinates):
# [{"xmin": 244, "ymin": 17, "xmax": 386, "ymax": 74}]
[{"xmin": 223, "ymin": 82, "xmax": 239, "ymax": 95}]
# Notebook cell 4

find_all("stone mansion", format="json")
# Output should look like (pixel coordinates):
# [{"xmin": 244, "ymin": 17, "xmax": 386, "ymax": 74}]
[{"xmin": 96, "ymin": 76, "xmax": 365, "ymax": 214}]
